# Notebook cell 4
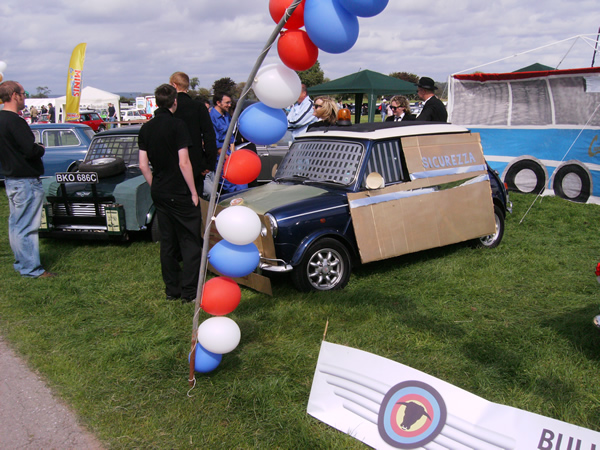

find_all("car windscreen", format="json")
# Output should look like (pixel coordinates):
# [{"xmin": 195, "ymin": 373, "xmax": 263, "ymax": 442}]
[
  {"xmin": 85, "ymin": 134, "xmax": 139, "ymax": 165},
  {"xmin": 275, "ymin": 139, "xmax": 365, "ymax": 186}
]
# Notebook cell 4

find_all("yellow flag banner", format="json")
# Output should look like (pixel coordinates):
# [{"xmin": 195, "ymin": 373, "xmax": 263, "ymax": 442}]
[{"xmin": 65, "ymin": 43, "xmax": 87, "ymax": 121}]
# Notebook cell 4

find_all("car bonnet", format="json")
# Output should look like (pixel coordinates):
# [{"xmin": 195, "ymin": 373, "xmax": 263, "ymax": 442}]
[{"xmin": 219, "ymin": 182, "xmax": 328, "ymax": 215}]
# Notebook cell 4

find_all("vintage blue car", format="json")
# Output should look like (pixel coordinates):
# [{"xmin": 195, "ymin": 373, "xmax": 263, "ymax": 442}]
[{"xmin": 215, "ymin": 121, "xmax": 511, "ymax": 292}]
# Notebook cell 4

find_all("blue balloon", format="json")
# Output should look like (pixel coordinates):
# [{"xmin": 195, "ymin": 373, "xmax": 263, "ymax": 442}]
[
  {"xmin": 338, "ymin": 0, "xmax": 388, "ymax": 17},
  {"xmin": 304, "ymin": 0, "xmax": 359, "ymax": 54},
  {"xmin": 188, "ymin": 343, "xmax": 222, "ymax": 373},
  {"xmin": 238, "ymin": 102, "xmax": 287, "ymax": 146},
  {"xmin": 208, "ymin": 240, "xmax": 260, "ymax": 278}
]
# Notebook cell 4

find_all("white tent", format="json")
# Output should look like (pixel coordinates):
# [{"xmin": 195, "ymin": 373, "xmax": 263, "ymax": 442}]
[{"xmin": 55, "ymin": 86, "xmax": 120, "ymax": 122}]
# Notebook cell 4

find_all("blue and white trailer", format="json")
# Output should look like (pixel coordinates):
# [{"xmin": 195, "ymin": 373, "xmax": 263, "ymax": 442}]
[{"xmin": 448, "ymin": 66, "xmax": 600, "ymax": 204}]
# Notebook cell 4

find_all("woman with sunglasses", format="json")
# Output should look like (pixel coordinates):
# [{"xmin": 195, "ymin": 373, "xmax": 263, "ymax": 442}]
[
  {"xmin": 385, "ymin": 95, "xmax": 416, "ymax": 122},
  {"xmin": 307, "ymin": 96, "xmax": 339, "ymax": 130}
]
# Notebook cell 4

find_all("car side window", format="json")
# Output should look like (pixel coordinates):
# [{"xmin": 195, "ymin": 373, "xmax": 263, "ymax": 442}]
[
  {"xmin": 42, "ymin": 130, "xmax": 81, "ymax": 147},
  {"xmin": 363, "ymin": 140, "xmax": 408, "ymax": 188}
]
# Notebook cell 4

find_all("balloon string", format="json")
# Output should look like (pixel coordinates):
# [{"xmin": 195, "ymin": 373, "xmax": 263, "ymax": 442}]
[{"xmin": 187, "ymin": 377, "xmax": 197, "ymax": 397}]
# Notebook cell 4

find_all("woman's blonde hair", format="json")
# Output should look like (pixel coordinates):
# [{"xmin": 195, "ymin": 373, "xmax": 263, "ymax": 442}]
[{"xmin": 314, "ymin": 96, "xmax": 338, "ymax": 125}]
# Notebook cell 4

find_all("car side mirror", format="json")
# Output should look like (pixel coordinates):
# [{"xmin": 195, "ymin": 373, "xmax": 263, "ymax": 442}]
[{"xmin": 365, "ymin": 172, "xmax": 384, "ymax": 190}]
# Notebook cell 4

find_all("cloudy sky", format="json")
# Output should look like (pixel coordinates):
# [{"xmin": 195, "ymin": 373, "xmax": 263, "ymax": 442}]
[{"xmin": 1, "ymin": 0, "xmax": 598, "ymax": 97}]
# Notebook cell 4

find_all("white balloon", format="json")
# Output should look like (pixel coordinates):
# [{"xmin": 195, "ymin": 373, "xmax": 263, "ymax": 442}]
[
  {"xmin": 197, "ymin": 317, "xmax": 241, "ymax": 354},
  {"xmin": 253, "ymin": 63, "xmax": 301, "ymax": 109},
  {"xmin": 0, "ymin": 61, "xmax": 6, "ymax": 73},
  {"xmin": 215, "ymin": 206, "xmax": 262, "ymax": 246}
]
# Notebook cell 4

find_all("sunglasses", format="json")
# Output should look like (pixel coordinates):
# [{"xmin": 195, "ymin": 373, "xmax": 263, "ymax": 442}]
[
  {"xmin": 313, "ymin": 104, "xmax": 323, "ymax": 109},
  {"xmin": 390, "ymin": 106, "xmax": 403, "ymax": 111}
]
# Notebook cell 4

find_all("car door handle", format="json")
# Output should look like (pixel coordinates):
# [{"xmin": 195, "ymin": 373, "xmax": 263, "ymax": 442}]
[{"xmin": 260, "ymin": 153, "xmax": 269, "ymax": 157}]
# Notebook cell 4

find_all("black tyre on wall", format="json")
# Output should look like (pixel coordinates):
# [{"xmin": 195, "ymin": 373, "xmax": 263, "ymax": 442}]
[
  {"xmin": 78, "ymin": 157, "xmax": 126, "ymax": 178},
  {"xmin": 504, "ymin": 159, "xmax": 547, "ymax": 194},
  {"xmin": 292, "ymin": 238, "xmax": 352, "ymax": 292},
  {"xmin": 552, "ymin": 163, "xmax": 591, "ymax": 203}
]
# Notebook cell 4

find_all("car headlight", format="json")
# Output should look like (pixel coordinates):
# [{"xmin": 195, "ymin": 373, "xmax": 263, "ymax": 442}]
[{"xmin": 264, "ymin": 213, "xmax": 278, "ymax": 238}]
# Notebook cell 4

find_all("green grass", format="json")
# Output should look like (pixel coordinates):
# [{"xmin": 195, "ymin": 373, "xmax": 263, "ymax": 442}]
[{"xmin": 1, "ymin": 190, "xmax": 600, "ymax": 448}]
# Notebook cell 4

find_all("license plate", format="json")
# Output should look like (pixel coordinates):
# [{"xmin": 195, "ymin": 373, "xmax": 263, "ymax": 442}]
[{"xmin": 55, "ymin": 172, "xmax": 99, "ymax": 184}]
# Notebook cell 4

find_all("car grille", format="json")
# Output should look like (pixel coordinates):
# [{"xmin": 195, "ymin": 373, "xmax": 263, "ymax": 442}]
[{"xmin": 51, "ymin": 202, "xmax": 109, "ymax": 217}]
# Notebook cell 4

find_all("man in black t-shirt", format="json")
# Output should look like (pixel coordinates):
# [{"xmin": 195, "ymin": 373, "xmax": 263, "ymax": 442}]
[{"xmin": 138, "ymin": 84, "xmax": 201, "ymax": 302}]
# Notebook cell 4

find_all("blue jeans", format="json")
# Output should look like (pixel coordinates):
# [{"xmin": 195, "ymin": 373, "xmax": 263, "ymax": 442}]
[{"xmin": 5, "ymin": 178, "xmax": 45, "ymax": 277}]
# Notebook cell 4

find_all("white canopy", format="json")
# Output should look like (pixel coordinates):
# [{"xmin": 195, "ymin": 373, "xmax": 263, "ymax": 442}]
[{"xmin": 55, "ymin": 86, "xmax": 120, "ymax": 122}]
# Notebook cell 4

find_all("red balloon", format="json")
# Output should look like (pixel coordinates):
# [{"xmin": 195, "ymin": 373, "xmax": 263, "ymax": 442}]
[
  {"xmin": 223, "ymin": 149, "xmax": 261, "ymax": 185},
  {"xmin": 278, "ymin": 29, "xmax": 319, "ymax": 72},
  {"xmin": 201, "ymin": 277, "xmax": 241, "ymax": 316},
  {"xmin": 269, "ymin": 0, "xmax": 305, "ymax": 30}
]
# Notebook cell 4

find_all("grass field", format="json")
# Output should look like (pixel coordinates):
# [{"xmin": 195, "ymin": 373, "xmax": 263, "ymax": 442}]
[{"xmin": 0, "ymin": 189, "xmax": 599, "ymax": 448}]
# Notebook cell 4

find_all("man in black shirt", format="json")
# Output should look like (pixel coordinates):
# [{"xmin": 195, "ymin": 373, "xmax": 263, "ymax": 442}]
[
  {"xmin": 169, "ymin": 72, "xmax": 217, "ymax": 197},
  {"xmin": 0, "ymin": 80, "xmax": 54, "ymax": 278},
  {"xmin": 138, "ymin": 84, "xmax": 201, "ymax": 302}
]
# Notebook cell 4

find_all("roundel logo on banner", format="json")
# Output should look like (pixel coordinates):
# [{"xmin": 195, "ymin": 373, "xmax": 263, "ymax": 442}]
[{"xmin": 377, "ymin": 380, "xmax": 447, "ymax": 448}]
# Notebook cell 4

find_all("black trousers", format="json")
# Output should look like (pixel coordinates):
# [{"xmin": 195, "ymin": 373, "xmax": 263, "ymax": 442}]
[{"xmin": 153, "ymin": 192, "xmax": 202, "ymax": 300}]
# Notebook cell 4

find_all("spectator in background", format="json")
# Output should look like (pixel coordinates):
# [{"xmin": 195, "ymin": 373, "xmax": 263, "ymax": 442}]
[
  {"xmin": 307, "ymin": 96, "xmax": 338, "ymax": 130},
  {"xmin": 47, "ymin": 103, "xmax": 55, "ymax": 123},
  {"xmin": 0, "ymin": 81, "xmax": 54, "ymax": 278},
  {"xmin": 416, "ymin": 77, "xmax": 447, "ymax": 122},
  {"xmin": 385, "ymin": 95, "xmax": 416, "ymax": 122},
  {"xmin": 30, "ymin": 105, "xmax": 38, "ymax": 123},
  {"xmin": 287, "ymin": 84, "xmax": 317, "ymax": 139},
  {"xmin": 380, "ymin": 98, "xmax": 388, "ymax": 121},
  {"xmin": 107, "ymin": 103, "xmax": 116, "ymax": 128},
  {"xmin": 169, "ymin": 71, "xmax": 217, "ymax": 198},
  {"xmin": 210, "ymin": 92, "xmax": 246, "ymax": 193}
]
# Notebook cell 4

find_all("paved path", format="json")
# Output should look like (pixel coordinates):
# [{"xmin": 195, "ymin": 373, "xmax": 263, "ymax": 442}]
[{"xmin": 0, "ymin": 335, "xmax": 104, "ymax": 449}]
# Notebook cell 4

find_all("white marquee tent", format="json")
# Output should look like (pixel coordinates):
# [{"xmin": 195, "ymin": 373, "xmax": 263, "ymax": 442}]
[{"xmin": 54, "ymin": 86, "xmax": 120, "ymax": 122}]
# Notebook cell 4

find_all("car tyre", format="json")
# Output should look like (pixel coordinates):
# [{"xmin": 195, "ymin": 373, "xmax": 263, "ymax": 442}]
[
  {"xmin": 292, "ymin": 238, "xmax": 352, "ymax": 292},
  {"xmin": 473, "ymin": 205, "xmax": 505, "ymax": 249},
  {"xmin": 78, "ymin": 157, "xmax": 126, "ymax": 178},
  {"xmin": 552, "ymin": 163, "xmax": 591, "ymax": 203},
  {"xmin": 97, "ymin": 125, "xmax": 106, "ymax": 132},
  {"xmin": 504, "ymin": 159, "xmax": 546, "ymax": 194}
]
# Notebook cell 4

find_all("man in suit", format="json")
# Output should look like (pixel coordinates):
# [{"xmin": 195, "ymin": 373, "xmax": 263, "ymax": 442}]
[
  {"xmin": 416, "ymin": 77, "xmax": 447, "ymax": 122},
  {"xmin": 385, "ymin": 95, "xmax": 416, "ymax": 122}
]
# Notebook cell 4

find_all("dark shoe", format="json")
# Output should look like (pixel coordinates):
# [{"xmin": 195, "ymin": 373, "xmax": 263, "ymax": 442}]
[
  {"xmin": 181, "ymin": 297, "xmax": 195, "ymax": 304},
  {"xmin": 38, "ymin": 271, "xmax": 57, "ymax": 278},
  {"xmin": 166, "ymin": 295, "xmax": 181, "ymax": 301}
]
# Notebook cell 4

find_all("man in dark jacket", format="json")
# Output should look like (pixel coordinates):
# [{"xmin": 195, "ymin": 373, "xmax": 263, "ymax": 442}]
[
  {"xmin": 169, "ymin": 72, "xmax": 217, "ymax": 196},
  {"xmin": 0, "ymin": 81, "xmax": 54, "ymax": 278},
  {"xmin": 416, "ymin": 77, "xmax": 447, "ymax": 122}
]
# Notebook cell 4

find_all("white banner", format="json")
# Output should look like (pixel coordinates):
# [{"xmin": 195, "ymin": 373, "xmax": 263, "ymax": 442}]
[{"xmin": 307, "ymin": 342, "xmax": 600, "ymax": 449}]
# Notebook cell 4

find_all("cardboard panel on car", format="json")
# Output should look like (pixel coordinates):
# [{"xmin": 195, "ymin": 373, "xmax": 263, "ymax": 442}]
[{"xmin": 348, "ymin": 133, "xmax": 495, "ymax": 264}]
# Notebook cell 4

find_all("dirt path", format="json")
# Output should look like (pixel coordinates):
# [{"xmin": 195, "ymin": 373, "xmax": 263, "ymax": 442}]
[{"xmin": 0, "ymin": 335, "xmax": 104, "ymax": 449}]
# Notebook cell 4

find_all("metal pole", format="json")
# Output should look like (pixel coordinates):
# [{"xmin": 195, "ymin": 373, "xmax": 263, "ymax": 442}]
[{"xmin": 189, "ymin": 0, "xmax": 303, "ymax": 386}]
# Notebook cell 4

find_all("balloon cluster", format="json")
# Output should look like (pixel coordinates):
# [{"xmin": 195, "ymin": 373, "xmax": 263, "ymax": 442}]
[
  {"xmin": 190, "ymin": 206, "xmax": 262, "ymax": 373},
  {"xmin": 238, "ymin": 0, "xmax": 389, "ymax": 148}
]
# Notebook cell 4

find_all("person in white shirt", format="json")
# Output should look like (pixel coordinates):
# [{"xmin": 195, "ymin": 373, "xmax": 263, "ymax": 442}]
[
  {"xmin": 385, "ymin": 95, "xmax": 415, "ymax": 122},
  {"xmin": 287, "ymin": 84, "xmax": 318, "ymax": 139}
]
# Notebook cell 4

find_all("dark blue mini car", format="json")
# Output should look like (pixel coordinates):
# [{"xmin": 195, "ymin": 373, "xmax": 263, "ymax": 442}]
[{"xmin": 216, "ymin": 121, "xmax": 511, "ymax": 292}]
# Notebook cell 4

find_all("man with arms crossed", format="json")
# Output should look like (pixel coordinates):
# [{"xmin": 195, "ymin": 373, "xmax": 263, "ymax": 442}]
[
  {"xmin": 0, "ymin": 80, "xmax": 54, "ymax": 278},
  {"xmin": 138, "ymin": 84, "xmax": 201, "ymax": 302}
]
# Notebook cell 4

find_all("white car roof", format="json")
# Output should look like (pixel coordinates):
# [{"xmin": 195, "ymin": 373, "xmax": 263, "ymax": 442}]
[{"xmin": 300, "ymin": 123, "xmax": 469, "ymax": 140}]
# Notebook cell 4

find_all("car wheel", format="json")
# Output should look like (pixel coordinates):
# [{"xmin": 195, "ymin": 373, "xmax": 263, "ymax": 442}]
[
  {"xmin": 504, "ymin": 159, "xmax": 546, "ymax": 194},
  {"xmin": 473, "ymin": 205, "xmax": 505, "ymax": 249},
  {"xmin": 78, "ymin": 157, "xmax": 126, "ymax": 178},
  {"xmin": 292, "ymin": 238, "xmax": 352, "ymax": 292},
  {"xmin": 552, "ymin": 163, "xmax": 591, "ymax": 203},
  {"xmin": 97, "ymin": 125, "xmax": 106, "ymax": 132}
]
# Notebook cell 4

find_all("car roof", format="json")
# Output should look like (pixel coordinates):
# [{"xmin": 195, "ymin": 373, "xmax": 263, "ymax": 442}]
[
  {"xmin": 30, "ymin": 122, "xmax": 93, "ymax": 130},
  {"xmin": 94, "ymin": 126, "xmax": 142, "ymax": 137},
  {"xmin": 300, "ymin": 121, "xmax": 469, "ymax": 140}
]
